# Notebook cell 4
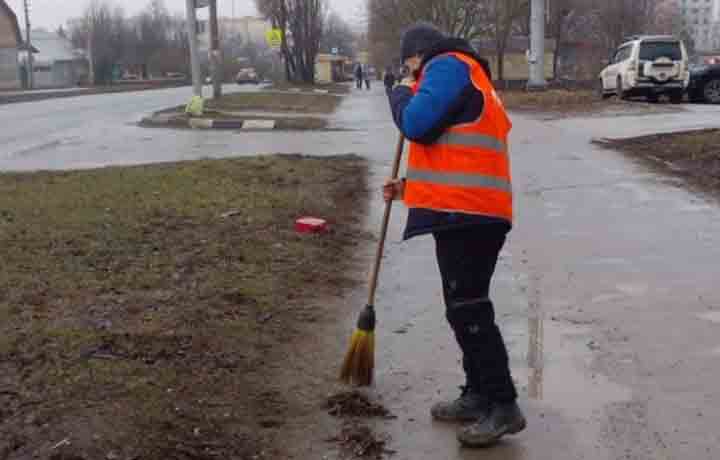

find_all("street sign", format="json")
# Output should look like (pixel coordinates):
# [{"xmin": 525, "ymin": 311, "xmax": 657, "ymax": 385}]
[
  {"xmin": 266, "ymin": 29, "xmax": 283, "ymax": 49},
  {"xmin": 194, "ymin": 0, "xmax": 209, "ymax": 8},
  {"xmin": 331, "ymin": 47, "xmax": 339, "ymax": 55}
]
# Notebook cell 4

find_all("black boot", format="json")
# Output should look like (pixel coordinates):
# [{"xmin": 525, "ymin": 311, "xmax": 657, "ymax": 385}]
[
  {"xmin": 431, "ymin": 386, "xmax": 491, "ymax": 422},
  {"xmin": 457, "ymin": 401, "xmax": 527, "ymax": 447}
]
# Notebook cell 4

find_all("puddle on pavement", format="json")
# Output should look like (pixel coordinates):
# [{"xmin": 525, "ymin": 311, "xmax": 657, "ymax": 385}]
[
  {"xmin": 526, "ymin": 310, "xmax": 631, "ymax": 419},
  {"xmin": 696, "ymin": 311, "xmax": 720, "ymax": 323},
  {"xmin": 615, "ymin": 283, "xmax": 649, "ymax": 297},
  {"xmin": 584, "ymin": 257, "xmax": 631, "ymax": 267}
]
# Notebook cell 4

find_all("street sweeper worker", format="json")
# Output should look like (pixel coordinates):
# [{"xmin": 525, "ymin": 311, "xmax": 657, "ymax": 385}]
[{"xmin": 383, "ymin": 22, "xmax": 526, "ymax": 448}]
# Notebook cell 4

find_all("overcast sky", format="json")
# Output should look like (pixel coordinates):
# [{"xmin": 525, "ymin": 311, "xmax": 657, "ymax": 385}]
[{"xmin": 5, "ymin": 0, "xmax": 365, "ymax": 31}]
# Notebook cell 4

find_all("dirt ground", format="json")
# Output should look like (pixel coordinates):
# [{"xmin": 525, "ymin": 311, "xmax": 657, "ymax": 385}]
[
  {"xmin": 500, "ymin": 89, "xmax": 683, "ymax": 117},
  {"xmin": 596, "ymin": 129, "xmax": 720, "ymax": 200},
  {"xmin": 0, "ymin": 155, "xmax": 369, "ymax": 460}
]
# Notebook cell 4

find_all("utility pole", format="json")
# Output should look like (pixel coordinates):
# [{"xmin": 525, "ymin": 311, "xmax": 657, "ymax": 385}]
[
  {"xmin": 527, "ymin": 0, "xmax": 547, "ymax": 91},
  {"xmin": 185, "ymin": 0, "xmax": 203, "ymax": 97},
  {"xmin": 23, "ymin": 0, "xmax": 33, "ymax": 89},
  {"xmin": 87, "ymin": 18, "xmax": 95, "ymax": 85},
  {"xmin": 209, "ymin": 0, "xmax": 222, "ymax": 99}
]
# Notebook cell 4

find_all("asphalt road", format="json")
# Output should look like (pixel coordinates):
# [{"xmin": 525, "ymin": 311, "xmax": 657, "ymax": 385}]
[{"xmin": 0, "ymin": 84, "xmax": 261, "ymax": 171}]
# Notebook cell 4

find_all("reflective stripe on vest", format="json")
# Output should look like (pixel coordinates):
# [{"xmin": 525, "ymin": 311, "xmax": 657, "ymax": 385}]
[
  {"xmin": 404, "ymin": 51, "xmax": 513, "ymax": 222},
  {"xmin": 406, "ymin": 168, "xmax": 512, "ymax": 193},
  {"xmin": 436, "ymin": 132, "xmax": 507, "ymax": 154}
]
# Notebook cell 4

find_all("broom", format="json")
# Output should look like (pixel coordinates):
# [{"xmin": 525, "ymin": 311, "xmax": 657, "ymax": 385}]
[{"xmin": 340, "ymin": 134, "xmax": 406, "ymax": 386}]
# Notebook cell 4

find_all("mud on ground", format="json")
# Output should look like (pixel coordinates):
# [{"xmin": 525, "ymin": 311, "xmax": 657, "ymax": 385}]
[
  {"xmin": 596, "ymin": 129, "xmax": 720, "ymax": 200},
  {"xmin": 0, "ymin": 155, "xmax": 369, "ymax": 460}
]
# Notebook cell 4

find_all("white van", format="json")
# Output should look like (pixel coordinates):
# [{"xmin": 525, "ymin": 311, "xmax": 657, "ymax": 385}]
[{"xmin": 599, "ymin": 35, "xmax": 689, "ymax": 103}]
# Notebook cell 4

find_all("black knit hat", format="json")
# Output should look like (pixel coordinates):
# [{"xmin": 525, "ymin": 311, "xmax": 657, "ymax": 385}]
[{"xmin": 400, "ymin": 22, "xmax": 446, "ymax": 62}]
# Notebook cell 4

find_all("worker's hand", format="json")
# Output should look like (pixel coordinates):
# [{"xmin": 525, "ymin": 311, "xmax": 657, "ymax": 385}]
[
  {"xmin": 383, "ymin": 178, "xmax": 405, "ymax": 202},
  {"xmin": 399, "ymin": 77, "xmax": 416, "ymax": 87}
]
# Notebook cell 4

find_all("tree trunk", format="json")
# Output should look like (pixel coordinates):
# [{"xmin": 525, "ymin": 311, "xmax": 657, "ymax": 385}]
[
  {"xmin": 497, "ymin": 48, "xmax": 505, "ymax": 84},
  {"xmin": 553, "ymin": 25, "xmax": 563, "ymax": 80}
]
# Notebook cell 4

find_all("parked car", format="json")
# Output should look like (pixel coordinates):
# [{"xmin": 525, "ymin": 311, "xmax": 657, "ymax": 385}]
[
  {"xmin": 236, "ymin": 68, "xmax": 259, "ymax": 85},
  {"xmin": 687, "ymin": 64, "xmax": 720, "ymax": 104},
  {"xmin": 599, "ymin": 35, "xmax": 689, "ymax": 103}
]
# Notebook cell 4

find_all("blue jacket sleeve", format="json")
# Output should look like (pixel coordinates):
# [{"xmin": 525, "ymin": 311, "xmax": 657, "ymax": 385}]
[{"xmin": 389, "ymin": 56, "xmax": 472, "ymax": 143}]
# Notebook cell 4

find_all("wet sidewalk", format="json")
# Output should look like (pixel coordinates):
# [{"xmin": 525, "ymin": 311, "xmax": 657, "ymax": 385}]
[{"xmin": 332, "ymin": 90, "xmax": 720, "ymax": 459}]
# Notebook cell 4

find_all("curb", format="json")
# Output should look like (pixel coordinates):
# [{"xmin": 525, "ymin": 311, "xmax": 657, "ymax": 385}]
[
  {"xmin": 190, "ymin": 118, "xmax": 276, "ymax": 130},
  {"xmin": 141, "ymin": 116, "xmax": 276, "ymax": 130}
]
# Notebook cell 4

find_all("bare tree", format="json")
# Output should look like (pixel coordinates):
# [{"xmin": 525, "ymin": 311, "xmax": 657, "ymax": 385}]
[
  {"xmin": 367, "ymin": 0, "xmax": 528, "ymax": 81},
  {"xmin": 321, "ymin": 12, "xmax": 357, "ymax": 58},
  {"xmin": 368, "ymin": 0, "xmax": 489, "ymax": 41},
  {"xmin": 68, "ymin": 0, "xmax": 190, "ymax": 84},
  {"xmin": 255, "ymin": 0, "xmax": 326, "ymax": 83},
  {"xmin": 484, "ymin": 0, "xmax": 530, "ymax": 81}
]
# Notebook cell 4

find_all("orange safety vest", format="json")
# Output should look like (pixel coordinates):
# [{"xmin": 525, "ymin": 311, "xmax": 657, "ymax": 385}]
[{"xmin": 404, "ymin": 52, "xmax": 513, "ymax": 223}]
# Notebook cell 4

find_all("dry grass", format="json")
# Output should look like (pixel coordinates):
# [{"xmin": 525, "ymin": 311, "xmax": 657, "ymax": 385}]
[
  {"xmin": 0, "ymin": 155, "xmax": 368, "ymax": 460},
  {"xmin": 500, "ymin": 89, "xmax": 682, "ymax": 116},
  {"xmin": 596, "ymin": 129, "xmax": 720, "ymax": 197},
  {"xmin": 207, "ymin": 91, "xmax": 344, "ymax": 114},
  {"xmin": 264, "ymin": 82, "xmax": 351, "ymax": 95},
  {"xmin": 501, "ymin": 89, "xmax": 600, "ymax": 110}
]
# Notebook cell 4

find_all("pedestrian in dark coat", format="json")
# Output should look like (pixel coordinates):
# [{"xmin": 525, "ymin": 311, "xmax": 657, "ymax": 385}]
[{"xmin": 384, "ymin": 67, "xmax": 396, "ymax": 96}]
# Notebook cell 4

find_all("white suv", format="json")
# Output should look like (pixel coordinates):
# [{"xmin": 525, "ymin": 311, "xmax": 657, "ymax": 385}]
[{"xmin": 599, "ymin": 36, "xmax": 689, "ymax": 103}]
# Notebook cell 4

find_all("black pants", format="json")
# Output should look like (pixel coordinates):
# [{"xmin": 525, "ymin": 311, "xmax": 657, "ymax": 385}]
[{"xmin": 434, "ymin": 226, "xmax": 518, "ymax": 403}]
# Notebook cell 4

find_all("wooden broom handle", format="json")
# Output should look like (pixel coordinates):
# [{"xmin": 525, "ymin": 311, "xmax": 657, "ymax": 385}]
[{"xmin": 367, "ymin": 134, "xmax": 405, "ymax": 306}]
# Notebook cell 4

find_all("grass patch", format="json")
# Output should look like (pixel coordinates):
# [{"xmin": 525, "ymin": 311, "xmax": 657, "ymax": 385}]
[
  {"xmin": 501, "ymin": 89, "xmax": 600, "ymax": 111},
  {"xmin": 500, "ymin": 89, "xmax": 682, "ymax": 116},
  {"xmin": 0, "ymin": 155, "xmax": 368, "ymax": 459},
  {"xmin": 207, "ymin": 91, "xmax": 343, "ymax": 114},
  {"xmin": 264, "ymin": 82, "xmax": 351, "ymax": 94},
  {"xmin": 596, "ymin": 129, "xmax": 720, "ymax": 198}
]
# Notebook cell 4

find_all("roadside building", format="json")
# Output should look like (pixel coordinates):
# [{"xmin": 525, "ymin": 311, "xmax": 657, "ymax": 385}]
[
  {"xmin": 18, "ymin": 29, "xmax": 87, "ymax": 88},
  {"xmin": 0, "ymin": 0, "xmax": 21, "ymax": 90}
]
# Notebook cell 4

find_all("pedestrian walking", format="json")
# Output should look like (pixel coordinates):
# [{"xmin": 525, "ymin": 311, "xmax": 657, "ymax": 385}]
[
  {"xmin": 355, "ymin": 64, "xmax": 363, "ymax": 90},
  {"xmin": 363, "ymin": 65, "xmax": 372, "ymax": 90},
  {"xmin": 384, "ymin": 67, "xmax": 396, "ymax": 96},
  {"xmin": 384, "ymin": 22, "xmax": 526, "ymax": 448}
]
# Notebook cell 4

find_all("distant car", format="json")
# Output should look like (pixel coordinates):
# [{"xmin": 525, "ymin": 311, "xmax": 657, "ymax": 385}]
[
  {"xmin": 688, "ymin": 64, "xmax": 720, "ymax": 104},
  {"xmin": 236, "ymin": 68, "xmax": 259, "ymax": 85},
  {"xmin": 599, "ymin": 35, "xmax": 689, "ymax": 103}
]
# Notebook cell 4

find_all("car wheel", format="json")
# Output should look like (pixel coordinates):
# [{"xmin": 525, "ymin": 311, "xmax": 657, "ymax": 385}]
[
  {"xmin": 689, "ymin": 90, "xmax": 704, "ymax": 103},
  {"xmin": 616, "ymin": 77, "xmax": 628, "ymax": 100},
  {"xmin": 702, "ymin": 78, "xmax": 720, "ymax": 104},
  {"xmin": 598, "ymin": 80, "xmax": 611, "ymax": 100},
  {"xmin": 669, "ymin": 90, "xmax": 684, "ymax": 104}
]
